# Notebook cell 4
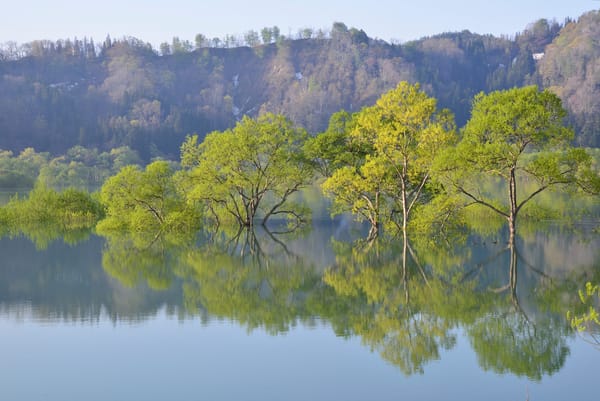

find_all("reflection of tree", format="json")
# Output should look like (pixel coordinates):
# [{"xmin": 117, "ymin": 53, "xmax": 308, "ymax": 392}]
[
  {"xmin": 468, "ymin": 310, "xmax": 569, "ymax": 380},
  {"xmin": 91, "ymin": 220, "xmax": 594, "ymax": 377},
  {"xmin": 323, "ymin": 239, "xmax": 457, "ymax": 375},
  {"xmin": 0, "ymin": 235, "xmax": 183, "ymax": 323},
  {"xmin": 324, "ymin": 231, "xmax": 574, "ymax": 378},
  {"xmin": 465, "ymin": 235, "xmax": 570, "ymax": 380},
  {"xmin": 219, "ymin": 224, "xmax": 304, "ymax": 265},
  {"xmin": 101, "ymin": 230, "xmax": 190, "ymax": 290},
  {"xmin": 3, "ymin": 224, "xmax": 93, "ymax": 250},
  {"xmin": 180, "ymin": 227, "xmax": 323, "ymax": 334},
  {"xmin": 359, "ymin": 300, "xmax": 456, "ymax": 375}
]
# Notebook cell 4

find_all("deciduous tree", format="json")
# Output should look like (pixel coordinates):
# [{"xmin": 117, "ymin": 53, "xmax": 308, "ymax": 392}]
[
  {"xmin": 320, "ymin": 82, "xmax": 456, "ymax": 241},
  {"xmin": 181, "ymin": 113, "xmax": 313, "ymax": 229},
  {"xmin": 98, "ymin": 161, "xmax": 200, "ymax": 233},
  {"xmin": 440, "ymin": 86, "xmax": 600, "ymax": 244}
]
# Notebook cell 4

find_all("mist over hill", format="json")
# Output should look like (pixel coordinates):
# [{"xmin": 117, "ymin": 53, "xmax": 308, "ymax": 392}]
[{"xmin": 1, "ymin": 11, "xmax": 599, "ymax": 160}]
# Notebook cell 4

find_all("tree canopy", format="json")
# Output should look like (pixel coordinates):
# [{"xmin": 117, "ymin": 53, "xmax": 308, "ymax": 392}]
[
  {"xmin": 440, "ymin": 85, "xmax": 600, "ymax": 242},
  {"xmin": 181, "ymin": 113, "xmax": 314, "ymax": 229},
  {"xmin": 97, "ymin": 160, "xmax": 201, "ymax": 234},
  {"xmin": 319, "ymin": 82, "xmax": 456, "ymax": 239}
]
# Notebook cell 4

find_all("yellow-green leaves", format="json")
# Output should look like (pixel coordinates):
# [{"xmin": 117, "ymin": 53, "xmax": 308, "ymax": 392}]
[
  {"xmin": 181, "ymin": 113, "xmax": 313, "ymax": 228},
  {"xmin": 568, "ymin": 282, "xmax": 600, "ymax": 332},
  {"xmin": 303, "ymin": 110, "xmax": 358, "ymax": 178},
  {"xmin": 443, "ymin": 86, "xmax": 598, "ymax": 236},
  {"xmin": 98, "ymin": 160, "xmax": 201, "ymax": 234},
  {"xmin": 321, "ymin": 81, "xmax": 457, "ymax": 239},
  {"xmin": 460, "ymin": 86, "xmax": 572, "ymax": 173},
  {"xmin": 0, "ymin": 184, "xmax": 103, "ymax": 248},
  {"xmin": 322, "ymin": 157, "xmax": 387, "ymax": 231}
]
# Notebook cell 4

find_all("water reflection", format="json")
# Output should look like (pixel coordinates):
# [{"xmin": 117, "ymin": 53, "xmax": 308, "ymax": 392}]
[
  {"xmin": 0, "ymin": 219, "xmax": 93, "ymax": 250},
  {"xmin": 0, "ymin": 221, "xmax": 599, "ymax": 380},
  {"xmin": 179, "ymin": 227, "xmax": 325, "ymax": 333},
  {"xmin": 324, "ymin": 239, "xmax": 457, "ymax": 375},
  {"xmin": 0, "ymin": 234, "xmax": 183, "ymax": 322},
  {"xmin": 102, "ymin": 230, "xmax": 188, "ymax": 290}
]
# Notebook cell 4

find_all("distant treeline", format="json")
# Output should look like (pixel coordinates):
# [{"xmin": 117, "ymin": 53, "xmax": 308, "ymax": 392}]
[
  {"xmin": 0, "ymin": 146, "xmax": 141, "ymax": 189},
  {"xmin": 0, "ymin": 12, "xmax": 599, "ymax": 161},
  {"xmin": 0, "ymin": 23, "xmax": 374, "ymax": 60}
]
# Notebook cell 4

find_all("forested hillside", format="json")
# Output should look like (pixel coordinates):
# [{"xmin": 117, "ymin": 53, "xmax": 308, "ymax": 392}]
[
  {"xmin": 538, "ymin": 11, "xmax": 600, "ymax": 146},
  {"xmin": 0, "ymin": 11, "xmax": 598, "ymax": 160}
]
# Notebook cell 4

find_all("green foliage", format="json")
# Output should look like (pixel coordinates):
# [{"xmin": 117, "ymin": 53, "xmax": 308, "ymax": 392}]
[
  {"xmin": 0, "ymin": 148, "xmax": 49, "ymax": 188},
  {"xmin": 460, "ymin": 87, "xmax": 571, "ymax": 164},
  {"xmin": 568, "ymin": 282, "xmax": 600, "ymax": 331},
  {"xmin": 39, "ymin": 145, "xmax": 142, "ymax": 189},
  {"xmin": 181, "ymin": 113, "xmax": 313, "ymax": 228},
  {"xmin": 303, "ymin": 110, "xmax": 360, "ymax": 178},
  {"xmin": 441, "ymin": 86, "xmax": 598, "ymax": 238},
  {"xmin": 0, "ymin": 184, "xmax": 103, "ymax": 248},
  {"xmin": 408, "ymin": 193, "xmax": 468, "ymax": 241},
  {"xmin": 320, "ymin": 82, "xmax": 457, "ymax": 239},
  {"xmin": 98, "ymin": 160, "xmax": 201, "ymax": 234},
  {"xmin": 179, "ymin": 134, "xmax": 202, "ymax": 169},
  {"xmin": 322, "ymin": 159, "xmax": 387, "ymax": 234},
  {"xmin": 3, "ymin": 184, "xmax": 103, "ymax": 225},
  {"xmin": 0, "ymin": 145, "xmax": 142, "ymax": 190}
]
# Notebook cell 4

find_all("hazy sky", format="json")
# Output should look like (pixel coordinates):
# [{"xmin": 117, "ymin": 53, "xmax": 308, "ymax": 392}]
[{"xmin": 2, "ymin": 0, "xmax": 598, "ymax": 47}]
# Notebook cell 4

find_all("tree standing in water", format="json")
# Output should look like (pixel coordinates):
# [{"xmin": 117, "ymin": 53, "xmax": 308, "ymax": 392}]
[
  {"xmin": 441, "ymin": 86, "xmax": 599, "ymax": 245},
  {"xmin": 321, "ymin": 82, "xmax": 456, "ymax": 241}
]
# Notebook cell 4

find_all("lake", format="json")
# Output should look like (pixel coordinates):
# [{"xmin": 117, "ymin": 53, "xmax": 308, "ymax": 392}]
[{"xmin": 0, "ymin": 218, "xmax": 598, "ymax": 401}]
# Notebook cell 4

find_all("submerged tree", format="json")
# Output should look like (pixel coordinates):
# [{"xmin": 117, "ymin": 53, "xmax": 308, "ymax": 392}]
[
  {"xmin": 0, "ymin": 184, "xmax": 102, "ymax": 248},
  {"xmin": 181, "ymin": 113, "xmax": 313, "ymax": 229},
  {"xmin": 320, "ymin": 82, "xmax": 456, "ymax": 240},
  {"xmin": 441, "ymin": 86, "xmax": 600, "ymax": 244},
  {"xmin": 322, "ymin": 157, "xmax": 387, "ymax": 239},
  {"xmin": 98, "ymin": 160, "xmax": 201, "ymax": 234}
]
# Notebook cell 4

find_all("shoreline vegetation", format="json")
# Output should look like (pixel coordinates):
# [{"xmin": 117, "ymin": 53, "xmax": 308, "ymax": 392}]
[
  {"xmin": 0, "ymin": 83, "xmax": 599, "ymax": 370},
  {"xmin": 0, "ymin": 83, "xmax": 598, "ymax": 243}
]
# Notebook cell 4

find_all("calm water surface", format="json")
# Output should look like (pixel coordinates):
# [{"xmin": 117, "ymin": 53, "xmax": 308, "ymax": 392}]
[{"xmin": 0, "ymin": 220, "xmax": 598, "ymax": 401}]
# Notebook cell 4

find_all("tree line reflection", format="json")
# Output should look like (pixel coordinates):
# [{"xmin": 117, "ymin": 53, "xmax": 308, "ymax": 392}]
[{"xmin": 0, "ymin": 221, "xmax": 599, "ymax": 379}]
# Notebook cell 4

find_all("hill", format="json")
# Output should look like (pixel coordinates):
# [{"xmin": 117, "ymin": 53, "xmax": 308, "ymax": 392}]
[{"xmin": 0, "ymin": 12, "xmax": 598, "ymax": 160}]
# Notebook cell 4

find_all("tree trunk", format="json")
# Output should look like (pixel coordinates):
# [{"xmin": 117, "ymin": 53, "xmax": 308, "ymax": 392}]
[
  {"xmin": 508, "ymin": 167, "xmax": 517, "ymax": 245},
  {"xmin": 507, "ymin": 167, "xmax": 519, "ymax": 305},
  {"xmin": 509, "ymin": 238, "xmax": 517, "ymax": 296},
  {"xmin": 243, "ymin": 198, "xmax": 257, "ymax": 228},
  {"xmin": 508, "ymin": 216, "xmax": 516, "ymax": 245},
  {"xmin": 366, "ymin": 191, "xmax": 380, "ymax": 241},
  {"xmin": 402, "ymin": 229, "xmax": 409, "ymax": 303},
  {"xmin": 368, "ymin": 223, "xmax": 379, "ymax": 241},
  {"xmin": 401, "ymin": 174, "xmax": 409, "ymax": 245}
]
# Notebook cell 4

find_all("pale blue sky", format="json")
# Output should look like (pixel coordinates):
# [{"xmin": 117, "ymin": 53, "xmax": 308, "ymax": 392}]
[{"xmin": 2, "ymin": 0, "xmax": 598, "ymax": 48}]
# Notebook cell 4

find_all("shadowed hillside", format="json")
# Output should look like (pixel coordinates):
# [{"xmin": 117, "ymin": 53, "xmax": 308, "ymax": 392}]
[{"xmin": 0, "ymin": 12, "xmax": 598, "ymax": 160}]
